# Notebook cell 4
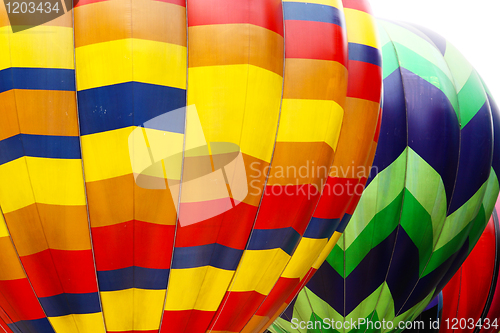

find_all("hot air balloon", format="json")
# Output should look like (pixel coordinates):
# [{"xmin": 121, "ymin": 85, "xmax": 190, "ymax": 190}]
[
  {"xmin": 268, "ymin": 19, "xmax": 500, "ymax": 333},
  {"xmin": 0, "ymin": 0, "xmax": 381, "ymax": 332}
]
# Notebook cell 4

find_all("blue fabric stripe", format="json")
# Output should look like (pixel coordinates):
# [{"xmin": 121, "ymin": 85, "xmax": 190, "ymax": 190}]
[
  {"xmin": 77, "ymin": 82, "xmax": 186, "ymax": 135},
  {"xmin": 337, "ymin": 213, "xmax": 352, "ymax": 232},
  {"xmin": 0, "ymin": 135, "xmax": 23, "ymax": 165},
  {"xmin": 38, "ymin": 292, "xmax": 101, "ymax": 317},
  {"xmin": 348, "ymin": 43, "xmax": 381, "ymax": 67},
  {"xmin": 98, "ymin": 267, "xmax": 134, "ymax": 291},
  {"xmin": 303, "ymin": 217, "xmax": 340, "ymax": 239},
  {"xmin": 247, "ymin": 228, "xmax": 301, "ymax": 255},
  {"xmin": 97, "ymin": 267, "xmax": 170, "ymax": 291},
  {"xmin": 0, "ymin": 68, "xmax": 75, "ymax": 93},
  {"xmin": 172, "ymin": 244, "xmax": 243, "ymax": 270},
  {"xmin": 0, "ymin": 134, "xmax": 81, "ymax": 165},
  {"xmin": 135, "ymin": 267, "xmax": 169, "ymax": 290},
  {"xmin": 8, "ymin": 318, "xmax": 55, "ymax": 333},
  {"xmin": 283, "ymin": 2, "xmax": 342, "ymax": 26}
]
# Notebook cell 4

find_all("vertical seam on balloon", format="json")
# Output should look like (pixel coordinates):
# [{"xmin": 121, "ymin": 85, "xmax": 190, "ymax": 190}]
[
  {"xmin": 71, "ymin": 4, "xmax": 108, "ymax": 332},
  {"xmin": 3, "ymin": 24, "xmax": 66, "ymax": 333},
  {"xmin": 207, "ymin": 0, "xmax": 288, "ymax": 330},
  {"xmin": 179, "ymin": 5, "xmax": 255, "ymax": 330},
  {"xmin": 361, "ymin": 20, "xmax": 409, "ymax": 332},
  {"xmin": 158, "ymin": 1, "xmax": 189, "ymax": 332},
  {"xmin": 129, "ymin": 0, "xmax": 138, "ymax": 330}
]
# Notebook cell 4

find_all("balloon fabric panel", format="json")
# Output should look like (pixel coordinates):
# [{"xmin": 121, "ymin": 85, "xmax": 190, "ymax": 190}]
[
  {"xmin": 0, "ymin": 1, "xmax": 383, "ymax": 333},
  {"xmin": 269, "ymin": 18, "xmax": 500, "ymax": 333}
]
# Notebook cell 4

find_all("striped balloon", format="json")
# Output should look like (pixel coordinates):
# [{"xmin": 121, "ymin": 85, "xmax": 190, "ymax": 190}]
[
  {"xmin": 0, "ymin": 1, "xmax": 381, "ymax": 333},
  {"xmin": 269, "ymin": 19, "xmax": 500, "ymax": 333}
]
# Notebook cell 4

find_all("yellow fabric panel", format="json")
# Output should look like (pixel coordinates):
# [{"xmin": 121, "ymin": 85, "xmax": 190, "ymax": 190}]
[
  {"xmin": 165, "ymin": 266, "xmax": 234, "ymax": 311},
  {"xmin": 75, "ymin": 38, "xmax": 186, "ymax": 91},
  {"xmin": 81, "ymin": 127, "xmax": 134, "ymax": 182},
  {"xmin": 187, "ymin": 65, "xmax": 282, "ymax": 163},
  {"xmin": 101, "ymin": 288, "xmax": 166, "ymax": 331},
  {"xmin": 281, "ymin": 238, "xmax": 328, "ymax": 280},
  {"xmin": 83, "ymin": 126, "xmax": 184, "ymax": 182},
  {"xmin": 133, "ymin": 289, "xmax": 167, "ymax": 331},
  {"xmin": 277, "ymin": 99, "xmax": 343, "ymax": 150},
  {"xmin": 282, "ymin": 0, "xmax": 342, "ymax": 7},
  {"xmin": 312, "ymin": 231, "xmax": 342, "ymax": 269},
  {"xmin": 49, "ymin": 313, "xmax": 106, "ymax": 333},
  {"xmin": 129, "ymin": 126, "xmax": 184, "ymax": 180},
  {"xmin": 343, "ymin": 8, "xmax": 378, "ymax": 48},
  {"xmin": 0, "ymin": 26, "xmax": 74, "ymax": 71},
  {"xmin": 26, "ymin": 157, "xmax": 86, "ymax": 206},
  {"xmin": 0, "ymin": 214, "xmax": 8, "ymax": 238},
  {"xmin": 0, "ymin": 237, "xmax": 26, "ymax": 280},
  {"xmin": 229, "ymin": 249, "xmax": 290, "ymax": 295},
  {"xmin": 0, "ymin": 158, "xmax": 35, "ymax": 213}
]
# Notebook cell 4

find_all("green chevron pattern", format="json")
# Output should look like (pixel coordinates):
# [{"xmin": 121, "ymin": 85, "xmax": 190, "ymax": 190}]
[{"xmin": 269, "ymin": 19, "xmax": 500, "ymax": 333}]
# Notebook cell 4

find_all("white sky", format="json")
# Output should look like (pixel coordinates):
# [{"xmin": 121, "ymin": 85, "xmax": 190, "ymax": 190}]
[{"xmin": 369, "ymin": 0, "xmax": 500, "ymax": 106}]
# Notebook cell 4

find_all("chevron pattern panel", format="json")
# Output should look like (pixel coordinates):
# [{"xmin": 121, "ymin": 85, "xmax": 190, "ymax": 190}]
[{"xmin": 269, "ymin": 19, "xmax": 500, "ymax": 333}]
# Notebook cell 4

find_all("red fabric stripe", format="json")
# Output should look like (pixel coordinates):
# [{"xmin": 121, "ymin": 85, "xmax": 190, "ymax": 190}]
[
  {"xmin": 187, "ymin": 0, "xmax": 284, "ymax": 36},
  {"xmin": 50, "ymin": 249, "xmax": 98, "ymax": 294},
  {"xmin": 346, "ymin": 60, "xmax": 383, "ymax": 102},
  {"xmin": 442, "ymin": 218, "xmax": 496, "ymax": 333},
  {"xmin": 253, "ymin": 184, "xmax": 321, "ymax": 235},
  {"xmin": 341, "ymin": 0, "xmax": 371, "ymax": 13},
  {"xmin": 174, "ymin": 202, "xmax": 257, "ymax": 249},
  {"xmin": 255, "ymin": 277, "xmax": 298, "ymax": 316},
  {"xmin": 92, "ymin": 221, "xmax": 133, "ymax": 271},
  {"xmin": 0, "ymin": 279, "xmax": 46, "ymax": 321},
  {"xmin": 285, "ymin": 20, "xmax": 347, "ymax": 65},
  {"xmin": 134, "ymin": 221, "xmax": 174, "ymax": 269},
  {"xmin": 209, "ymin": 291, "xmax": 266, "ymax": 331},
  {"xmin": 161, "ymin": 309, "xmax": 215, "ymax": 333},
  {"xmin": 178, "ymin": 198, "xmax": 234, "ymax": 228},
  {"xmin": 20, "ymin": 250, "xmax": 64, "ymax": 297},
  {"xmin": 313, "ymin": 177, "xmax": 358, "ymax": 219},
  {"xmin": 345, "ymin": 177, "xmax": 367, "ymax": 215},
  {"xmin": 93, "ymin": 220, "xmax": 175, "ymax": 270}
]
